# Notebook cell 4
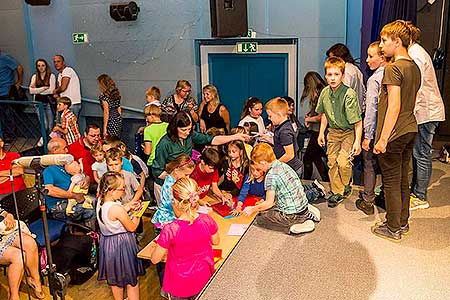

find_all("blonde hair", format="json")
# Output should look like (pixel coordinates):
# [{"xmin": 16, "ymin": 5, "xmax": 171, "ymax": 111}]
[
  {"xmin": 175, "ymin": 80, "xmax": 191, "ymax": 92},
  {"xmin": 369, "ymin": 41, "xmax": 383, "ymax": 56},
  {"xmin": 165, "ymin": 154, "xmax": 195, "ymax": 174},
  {"xmin": 265, "ymin": 97, "xmax": 289, "ymax": 115},
  {"xmin": 57, "ymin": 96, "xmax": 72, "ymax": 108},
  {"xmin": 144, "ymin": 104, "xmax": 162, "ymax": 117},
  {"xmin": 248, "ymin": 160, "xmax": 264, "ymax": 183},
  {"xmin": 98, "ymin": 171, "xmax": 124, "ymax": 205},
  {"xmin": 324, "ymin": 57, "xmax": 345, "ymax": 74},
  {"xmin": 251, "ymin": 142, "xmax": 276, "ymax": 163},
  {"xmin": 172, "ymin": 177, "xmax": 199, "ymax": 224},
  {"xmin": 145, "ymin": 86, "xmax": 161, "ymax": 100},
  {"xmin": 202, "ymin": 84, "xmax": 220, "ymax": 107},
  {"xmin": 380, "ymin": 20, "xmax": 411, "ymax": 48},
  {"xmin": 90, "ymin": 143, "xmax": 104, "ymax": 155}
]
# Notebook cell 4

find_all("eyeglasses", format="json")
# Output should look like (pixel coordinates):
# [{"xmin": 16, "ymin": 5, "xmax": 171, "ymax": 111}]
[{"xmin": 88, "ymin": 134, "xmax": 101, "ymax": 138}]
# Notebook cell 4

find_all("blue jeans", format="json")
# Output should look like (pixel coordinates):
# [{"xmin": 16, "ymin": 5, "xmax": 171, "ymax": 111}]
[
  {"xmin": 411, "ymin": 121, "xmax": 439, "ymax": 200},
  {"xmin": 36, "ymin": 103, "xmax": 55, "ymax": 132}
]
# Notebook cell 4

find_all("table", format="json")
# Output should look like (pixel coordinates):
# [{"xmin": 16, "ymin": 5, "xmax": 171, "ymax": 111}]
[{"xmin": 137, "ymin": 197, "xmax": 256, "ymax": 268}]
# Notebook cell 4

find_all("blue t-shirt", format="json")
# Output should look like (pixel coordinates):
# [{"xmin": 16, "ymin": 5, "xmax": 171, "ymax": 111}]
[
  {"xmin": 43, "ymin": 166, "xmax": 72, "ymax": 210},
  {"xmin": 237, "ymin": 175, "xmax": 265, "ymax": 203},
  {"xmin": 0, "ymin": 54, "xmax": 19, "ymax": 96}
]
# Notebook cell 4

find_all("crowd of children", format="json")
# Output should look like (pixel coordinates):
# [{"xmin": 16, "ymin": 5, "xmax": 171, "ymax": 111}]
[{"xmin": 37, "ymin": 19, "xmax": 445, "ymax": 300}]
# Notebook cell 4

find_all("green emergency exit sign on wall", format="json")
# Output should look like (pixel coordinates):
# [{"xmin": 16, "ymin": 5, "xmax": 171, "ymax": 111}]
[
  {"xmin": 72, "ymin": 33, "xmax": 88, "ymax": 44},
  {"xmin": 236, "ymin": 42, "xmax": 258, "ymax": 54}
]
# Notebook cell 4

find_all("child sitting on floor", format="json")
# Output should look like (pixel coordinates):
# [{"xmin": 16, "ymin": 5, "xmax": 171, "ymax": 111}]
[
  {"xmin": 151, "ymin": 177, "xmax": 220, "ymax": 300},
  {"xmin": 243, "ymin": 143, "xmax": 321, "ymax": 235},
  {"xmin": 64, "ymin": 160, "xmax": 96, "ymax": 221}
]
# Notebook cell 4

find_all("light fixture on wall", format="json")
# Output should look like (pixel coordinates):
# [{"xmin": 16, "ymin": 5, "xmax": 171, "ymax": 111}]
[{"xmin": 110, "ymin": 1, "xmax": 140, "ymax": 22}]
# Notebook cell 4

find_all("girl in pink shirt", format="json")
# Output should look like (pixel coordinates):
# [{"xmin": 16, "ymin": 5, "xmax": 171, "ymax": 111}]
[{"xmin": 151, "ymin": 177, "xmax": 220, "ymax": 299}]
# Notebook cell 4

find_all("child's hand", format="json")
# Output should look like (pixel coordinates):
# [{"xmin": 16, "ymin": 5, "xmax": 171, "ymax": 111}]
[
  {"xmin": 373, "ymin": 139, "xmax": 387, "ymax": 154},
  {"xmin": 198, "ymin": 198, "xmax": 211, "ymax": 207},
  {"xmin": 361, "ymin": 138, "xmax": 371, "ymax": 152},
  {"xmin": 230, "ymin": 205, "xmax": 242, "ymax": 216},
  {"xmin": 352, "ymin": 142, "xmax": 362, "ymax": 156},
  {"xmin": 221, "ymin": 193, "xmax": 233, "ymax": 205},
  {"xmin": 317, "ymin": 133, "xmax": 325, "ymax": 147},
  {"xmin": 243, "ymin": 206, "xmax": 256, "ymax": 216}
]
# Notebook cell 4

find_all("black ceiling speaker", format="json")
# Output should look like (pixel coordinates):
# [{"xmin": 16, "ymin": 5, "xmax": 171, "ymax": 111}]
[
  {"xmin": 25, "ymin": 0, "xmax": 50, "ymax": 5},
  {"xmin": 210, "ymin": 0, "xmax": 248, "ymax": 38},
  {"xmin": 110, "ymin": 1, "xmax": 140, "ymax": 22}
]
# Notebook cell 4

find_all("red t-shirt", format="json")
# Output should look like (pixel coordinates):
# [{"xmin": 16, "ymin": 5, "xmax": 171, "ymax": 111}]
[
  {"xmin": 67, "ymin": 137, "xmax": 96, "ymax": 182},
  {"xmin": 190, "ymin": 163, "xmax": 219, "ymax": 199},
  {"xmin": 0, "ymin": 152, "xmax": 26, "ymax": 194}
]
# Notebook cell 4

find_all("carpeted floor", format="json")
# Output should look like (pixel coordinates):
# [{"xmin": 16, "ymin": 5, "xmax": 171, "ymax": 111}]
[{"xmin": 200, "ymin": 160, "xmax": 450, "ymax": 300}]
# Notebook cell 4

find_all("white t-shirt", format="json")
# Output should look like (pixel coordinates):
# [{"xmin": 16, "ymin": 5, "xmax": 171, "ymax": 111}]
[
  {"xmin": 408, "ymin": 43, "xmax": 445, "ymax": 124},
  {"xmin": 238, "ymin": 115, "xmax": 266, "ymax": 134},
  {"xmin": 92, "ymin": 161, "xmax": 108, "ymax": 179},
  {"xmin": 58, "ymin": 67, "xmax": 81, "ymax": 104}
]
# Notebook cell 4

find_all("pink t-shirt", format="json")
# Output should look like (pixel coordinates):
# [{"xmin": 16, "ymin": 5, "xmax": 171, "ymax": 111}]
[{"xmin": 158, "ymin": 213, "xmax": 218, "ymax": 298}]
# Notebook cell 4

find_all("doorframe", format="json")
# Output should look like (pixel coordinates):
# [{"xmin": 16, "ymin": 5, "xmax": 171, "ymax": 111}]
[{"xmin": 195, "ymin": 38, "xmax": 299, "ymax": 112}]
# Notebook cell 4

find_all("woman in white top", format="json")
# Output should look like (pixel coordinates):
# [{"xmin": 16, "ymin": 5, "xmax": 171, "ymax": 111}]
[
  {"xmin": 29, "ymin": 59, "xmax": 56, "ymax": 132},
  {"xmin": 238, "ymin": 97, "xmax": 265, "ymax": 134}
]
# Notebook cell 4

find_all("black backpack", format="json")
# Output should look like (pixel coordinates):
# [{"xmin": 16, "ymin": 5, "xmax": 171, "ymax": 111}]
[{"xmin": 52, "ymin": 225, "xmax": 99, "ymax": 285}]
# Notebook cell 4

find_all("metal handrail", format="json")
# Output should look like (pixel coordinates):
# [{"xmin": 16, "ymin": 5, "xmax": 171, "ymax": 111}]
[{"xmin": 82, "ymin": 97, "xmax": 143, "ymax": 114}]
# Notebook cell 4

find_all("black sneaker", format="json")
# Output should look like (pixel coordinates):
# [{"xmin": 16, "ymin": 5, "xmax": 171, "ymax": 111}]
[
  {"xmin": 343, "ymin": 185, "xmax": 353, "ymax": 198},
  {"xmin": 400, "ymin": 224, "xmax": 409, "ymax": 235},
  {"xmin": 328, "ymin": 193, "xmax": 344, "ymax": 208},
  {"xmin": 371, "ymin": 223, "xmax": 401, "ymax": 242},
  {"xmin": 312, "ymin": 179, "xmax": 327, "ymax": 198},
  {"xmin": 355, "ymin": 198, "xmax": 374, "ymax": 215}
]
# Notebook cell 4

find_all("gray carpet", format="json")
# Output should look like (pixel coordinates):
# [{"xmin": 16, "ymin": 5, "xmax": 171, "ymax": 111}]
[{"xmin": 200, "ymin": 160, "xmax": 450, "ymax": 300}]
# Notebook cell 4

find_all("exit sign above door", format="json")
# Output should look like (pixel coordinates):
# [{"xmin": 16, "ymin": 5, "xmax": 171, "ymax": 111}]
[{"xmin": 236, "ymin": 42, "xmax": 258, "ymax": 53}]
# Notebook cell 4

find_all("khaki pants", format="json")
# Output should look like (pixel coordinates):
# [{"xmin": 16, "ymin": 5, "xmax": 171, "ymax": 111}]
[{"xmin": 326, "ymin": 128, "xmax": 355, "ymax": 195}]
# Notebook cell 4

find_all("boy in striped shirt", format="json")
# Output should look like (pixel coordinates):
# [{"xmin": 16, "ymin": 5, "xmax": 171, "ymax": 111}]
[{"xmin": 53, "ymin": 96, "xmax": 81, "ymax": 145}]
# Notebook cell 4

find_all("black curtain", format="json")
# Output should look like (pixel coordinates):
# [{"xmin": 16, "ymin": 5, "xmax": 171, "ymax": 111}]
[{"xmin": 378, "ymin": 0, "xmax": 417, "ymax": 34}]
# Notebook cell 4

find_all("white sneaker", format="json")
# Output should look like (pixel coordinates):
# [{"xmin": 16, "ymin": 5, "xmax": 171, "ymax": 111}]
[
  {"xmin": 308, "ymin": 204, "xmax": 321, "ymax": 222},
  {"xmin": 37, "ymin": 137, "xmax": 44, "ymax": 147},
  {"xmin": 289, "ymin": 220, "xmax": 315, "ymax": 235}
]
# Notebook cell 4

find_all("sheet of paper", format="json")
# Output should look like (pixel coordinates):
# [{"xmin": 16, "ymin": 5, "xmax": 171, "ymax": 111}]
[
  {"xmin": 198, "ymin": 206, "xmax": 211, "ymax": 214},
  {"xmin": 227, "ymin": 224, "xmax": 249, "ymax": 236}
]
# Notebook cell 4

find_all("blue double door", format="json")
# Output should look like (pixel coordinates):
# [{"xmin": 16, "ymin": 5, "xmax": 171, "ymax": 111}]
[{"xmin": 208, "ymin": 53, "xmax": 288, "ymax": 126}]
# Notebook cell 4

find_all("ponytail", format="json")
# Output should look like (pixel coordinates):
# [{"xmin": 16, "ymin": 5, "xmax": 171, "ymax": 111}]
[{"xmin": 172, "ymin": 177, "xmax": 199, "ymax": 224}]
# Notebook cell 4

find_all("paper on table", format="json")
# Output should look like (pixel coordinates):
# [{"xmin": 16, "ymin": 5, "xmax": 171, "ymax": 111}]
[
  {"xmin": 227, "ymin": 224, "xmax": 249, "ymax": 236},
  {"xmin": 198, "ymin": 206, "xmax": 211, "ymax": 214}
]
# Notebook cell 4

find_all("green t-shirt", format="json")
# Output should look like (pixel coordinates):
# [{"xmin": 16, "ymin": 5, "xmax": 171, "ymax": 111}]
[
  {"xmin": 316, "ymin": 84, "xmax": 361, "ymax": 130},
  {"xmin": 143, "ymin": 122, "xmax": 169, "ymax": 166},
  {"xmin": 152, "ymin": 131, "xmax": 214, "ymax": 185}
]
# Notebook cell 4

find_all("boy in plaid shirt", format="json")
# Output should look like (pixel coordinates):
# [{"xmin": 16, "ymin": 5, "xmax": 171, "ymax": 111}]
[
  {"xmin": 53, "ymin": 96, "xmax": 81, "ymax": 145},
  {"xmin": 243, "ymin": 143, "xmax": 321, "ymax": 235}
]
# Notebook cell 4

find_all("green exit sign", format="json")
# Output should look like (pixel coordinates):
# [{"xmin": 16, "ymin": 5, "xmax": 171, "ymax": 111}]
[
  {"xmin": 72, "ymin": 33, "xmax": 88, "ymax": 44},
  {"xmin": 236, "ymin": 42, "xmax": 258, "ymax": 54}
]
